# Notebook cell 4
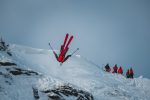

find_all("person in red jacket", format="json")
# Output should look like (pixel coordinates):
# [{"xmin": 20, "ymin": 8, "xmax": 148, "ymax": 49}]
[
  {"xmin": 49, "ymin": 34, "xmax": 79, "ymax": 65},
  {"xmin": 112, "ymin": 64, "xmax": 118, "ymax": 73},
  {"xmin": 53, "ymin": 34, "xmax": 73, "ymax": 63},
  {"xmin": 129, "ymin": 68, "xmax": 134, "ymax": 78},
  {"xmin": 117, "ymin": 66, "xmax": 123, "ymax": 74}
]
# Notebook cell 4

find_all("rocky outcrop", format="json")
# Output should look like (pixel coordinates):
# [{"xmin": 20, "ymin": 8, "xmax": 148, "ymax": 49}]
[
  {"xmin": 42, "ymin": 84, "xmax": 94, "ymax": 100},
  {"xmin": 0, "ymin": 62, "xmax": 16, "ymax": 66},
  {"xmin": 0, "ymin": 61, "xmax": 94, "ymax": 100},
  {"xmin": 9, "ymin": 67, "xmax": 39, "ymax": 76}
]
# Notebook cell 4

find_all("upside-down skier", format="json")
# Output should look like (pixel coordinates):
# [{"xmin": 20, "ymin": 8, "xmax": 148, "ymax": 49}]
[{"xmin": 49, "ymin": 33, "xmax": 79, "ymax": 65}]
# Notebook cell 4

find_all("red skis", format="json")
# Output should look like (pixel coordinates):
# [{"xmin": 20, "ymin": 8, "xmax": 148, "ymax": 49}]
[
  {"xmin": 57, "ymin": 34, "xmax": 74, "ymax": 62},
  {"xmin": 65, "ymin": 36, "xmax": 73, "ymax": 50},
  {"xmin": 60, "ymin": 34, "xmax": 73, "ymax": 55},
  {"xmin": 49, "ymin": 33, "xmax": 78, "ymax": 64},
  {"xmin": 61, "ymin": 33, "xmax": 69, "ymax": 51}
]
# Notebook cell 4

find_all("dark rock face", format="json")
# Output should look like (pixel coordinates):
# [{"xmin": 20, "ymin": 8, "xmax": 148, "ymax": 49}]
[
  {"xmin": 0, "ymin": 62, "xmax": 16, "ymax": 66},
  {"xmin": 9, "ymin": 67, "xmax": 39, "ymax": 76},
  {"xmin": 0, "ymin": 38, "xmax": 12, "ymax": 56},
  {"xmin": 0, "ymin": 61, "xmax": 39, "ymax": 76},
  {"xmin": 7, "ymin": 52, "xmax": 12, "ymax": 56},
  {"xmin": 42, "ymin": 84, "xmax": 94, "ymax": 100},
  {"xmin": 32, "ymin": 87, "xmax": 40, "ymax": 99}
]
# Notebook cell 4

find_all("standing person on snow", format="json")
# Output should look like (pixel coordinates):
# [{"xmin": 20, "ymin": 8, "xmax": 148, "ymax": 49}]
[
  {"xmin": 129, "ymin": 68, "xmax": 134, "ymax": 78},
  {"xmin": 105, "ymin": 63, "xmax": 111, "ymax": 72},
  {"xmin": 126, "ymin": 69, "xmax": 130, "ymax": 78},
  {"xmin": 112, "ymin": 64, "xmax": 118, "ymax": 73},
  {"xmin": 49, "ymin": 33, "xmax": 79, "ymax": 65},
  {"xmin": 117, "ymin": 66, "xmax": 123, "ymax": 74}
]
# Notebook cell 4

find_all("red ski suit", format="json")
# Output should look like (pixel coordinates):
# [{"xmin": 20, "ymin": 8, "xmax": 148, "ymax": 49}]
[
  {"xmin": 118, "ymin": 67, "xmax": 123, "ymax": 74},
  {"xmin": 57, "ymin": 34, "xmax": 73, "ymax": 63},
  {"xmin": 57, "ymin": 46, "xmax": 68, "ymax": 62},
  {"xmin": 113, "ymin": 65, "xmax": 118, "ymax": 73}
]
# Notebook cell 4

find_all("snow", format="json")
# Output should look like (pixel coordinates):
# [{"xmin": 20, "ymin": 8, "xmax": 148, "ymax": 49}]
[{"xmin": 0, "ymin": 44, "xmax": 150, "ymax": 100}]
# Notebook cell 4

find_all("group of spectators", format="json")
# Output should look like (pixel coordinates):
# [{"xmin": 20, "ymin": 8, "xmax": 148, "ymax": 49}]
[{"xmin": 104, "ymin": 64, "xmax": 134, "ymax": 78}]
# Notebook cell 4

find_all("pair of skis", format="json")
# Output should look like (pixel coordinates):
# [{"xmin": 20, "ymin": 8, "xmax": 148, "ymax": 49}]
[{"xmin": 60, "ymin": 33, "xmax": 73, "ymax": 55}]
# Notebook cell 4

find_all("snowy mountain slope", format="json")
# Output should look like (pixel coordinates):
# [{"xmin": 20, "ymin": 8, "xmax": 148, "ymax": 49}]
[{"xmin": 0, "ymin": 44, "xmax": 150, "ymax": 100}]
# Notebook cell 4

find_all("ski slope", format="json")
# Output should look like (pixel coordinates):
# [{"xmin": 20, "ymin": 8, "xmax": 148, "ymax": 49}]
[{"xmin": 0, "ymin": 44, "xmax": 150, "ymax": 100}]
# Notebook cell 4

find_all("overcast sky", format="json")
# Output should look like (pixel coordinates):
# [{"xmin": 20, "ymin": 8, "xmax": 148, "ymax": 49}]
[{"xmin": 0, "ymin": 0, "xmax": 150, "ymax": 78}]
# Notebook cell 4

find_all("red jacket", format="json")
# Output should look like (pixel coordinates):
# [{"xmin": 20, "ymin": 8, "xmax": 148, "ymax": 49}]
[
  {"xmin": 57, "ymin": 54, "xmax": 64, "ymax": 62},
  {"xmin": 118, "ymin": 67, "xmax": 123, "ymax": 74},
  {"xmin": 113, "ymin": 65, "xmax": 118, "ymax": 73},
  {"xmin": 129, "ymin": 68, "xmax": 134, "ymax": 75},
  {"xmin": 57, "ymin": 47, "xmax": 69, "ymax": 62}
]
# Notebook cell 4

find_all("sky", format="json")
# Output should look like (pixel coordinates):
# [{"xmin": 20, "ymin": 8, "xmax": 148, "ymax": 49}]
[{"xmin": 0, "ymin": 0, "xmax": 150, "ymax": 78}]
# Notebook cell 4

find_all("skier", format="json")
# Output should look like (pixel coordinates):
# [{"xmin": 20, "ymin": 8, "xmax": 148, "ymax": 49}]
[
  {"xmin": 105, "ymin": 63, "xmax": 111, "ymax": 72},
  {"xmin": 49, "ymin": 34, "xmax": 78, "ymax": 65},
  {"xmin": 129, "ymin": 68, "xmax": 134, "ymax": 78},
  {"xmin": 117, "ymin": 66, "xmax": 123, "ymax": 74},
  {"xmin": 112, "ymin": 64, "xmax": 118, "ymax": 73},
  {"xmin": 126, "ymin": 69, "xmax": 130, "ymax": 78}
]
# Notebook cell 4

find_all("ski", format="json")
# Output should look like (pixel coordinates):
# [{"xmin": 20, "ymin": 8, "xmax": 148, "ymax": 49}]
[
  {"xmin": 62, "ymin": 33, "xmax": 69, "ymax": 48},
  {"xmin": 49, "ymin": 43, "xmax": 55, "ymax": 52},
  {"xmin": 65, "ymin": 36, "xmax": 73, "ymax": 50},
  {"xmin": 60, "ymin": 33, "xmax": 69, "ymax": 53},
  {"xmin": 60, "ymin": 35, "xmax": 73, "ymax": 56}
]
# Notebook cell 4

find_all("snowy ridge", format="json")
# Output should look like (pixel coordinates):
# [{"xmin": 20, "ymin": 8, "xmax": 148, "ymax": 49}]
[{"xmin": 0, "ymin": 44, "xmax": 150, "ymax": 100}]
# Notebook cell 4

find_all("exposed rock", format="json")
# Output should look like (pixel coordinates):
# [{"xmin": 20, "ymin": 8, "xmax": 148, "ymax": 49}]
[
  {"xmin": 0, "ymin": 62, "xmax": 16, "ymax": 66},
  {"xmin": 9, "ymin": 67, "xmax": 39, "ymax": 76},
  {"xmin": 42, "ymin": 84, "xmax": 94, "ymax": 100},
  {"xmin": 0, "ymin": 37, "xmax": 12, "ymax": 56},
  {"xmin": 32, "ymin": 87, "xmax": 40, "ymax": 99},
  {"xmin": 7, "ymin": 52, "xmax": 12, "ymax": 56},
  {"xmin": 9, "ymin": 70, "xmax": 23, "ymax": 75}
]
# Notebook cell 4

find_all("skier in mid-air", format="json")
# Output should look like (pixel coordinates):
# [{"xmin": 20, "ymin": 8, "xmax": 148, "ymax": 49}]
[{"xmin": 49, "ymin": 33, "xmax": 79, "ymax": 65}]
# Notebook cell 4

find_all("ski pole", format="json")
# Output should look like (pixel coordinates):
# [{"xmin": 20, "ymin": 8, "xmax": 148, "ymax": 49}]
[
  {"xmin": 48, "ymin": 43, "xmax": 56, "ymax": 53},
  {"xmin": 49, "ymin": 43, "xmax": 54, "ymax": 50},
  {"xmin": 71, "ymin": 48, "xmax": 79, "ymax": 56}
]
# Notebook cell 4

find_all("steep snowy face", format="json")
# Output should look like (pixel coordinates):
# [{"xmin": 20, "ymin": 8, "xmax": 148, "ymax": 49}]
[{"xmin": 0, "ymin": 44, "xmax": 150, "ymax": 100}]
